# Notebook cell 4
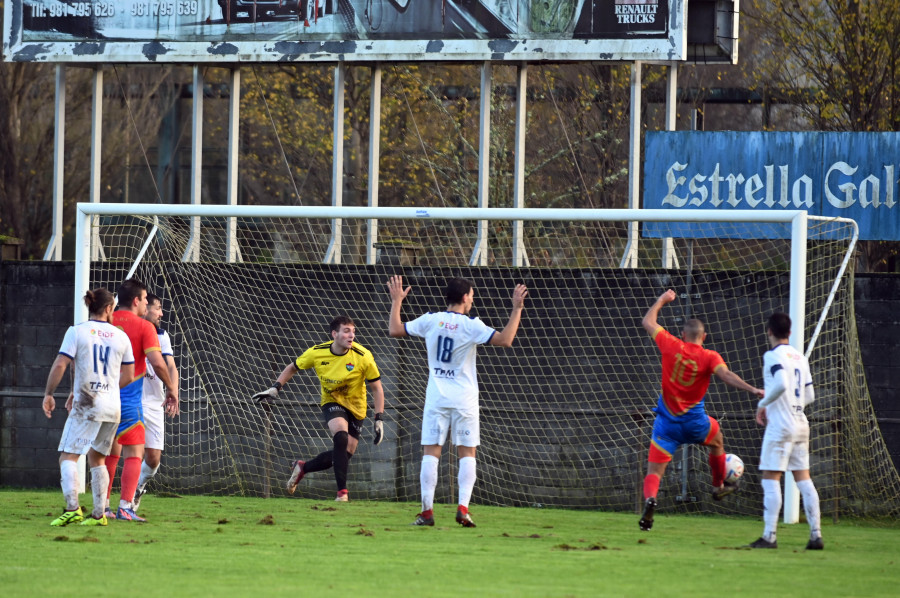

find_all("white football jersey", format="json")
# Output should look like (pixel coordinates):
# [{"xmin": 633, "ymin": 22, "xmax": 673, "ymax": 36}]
[
  {"xmin": 405, "ymin": 311, "xmax": 496, "ymax": 407},
  {"xmin": 143, "ymin": 329, "xmax": 173, "ymax": 407},
  {"xmin": 762, "ymin": 343, "xmax": 815, "ymax": 442},
  {"xmin": 58, "ymin": 320, "xmax": 135, "ymax": 423}
]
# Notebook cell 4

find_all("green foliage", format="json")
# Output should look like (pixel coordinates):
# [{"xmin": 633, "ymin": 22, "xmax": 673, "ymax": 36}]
[
  {"xmin": 231, "ymin": 63, "xmax": 632, "ymax": 213},
  {"xmin": 745, "ymin": 0, "xmax": 900, "ymax": 132}
]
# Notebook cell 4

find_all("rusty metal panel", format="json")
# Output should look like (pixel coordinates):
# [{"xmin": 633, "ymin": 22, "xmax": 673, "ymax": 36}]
[{"xmin": 4, "ymin": 0, "xmax": 685, "ymax": 63}]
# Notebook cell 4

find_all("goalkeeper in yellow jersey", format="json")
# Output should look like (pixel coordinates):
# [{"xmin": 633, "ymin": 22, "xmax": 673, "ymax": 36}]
[{"xmin": 253, "ymin": 316, "xmax": 385, "ymax": 502}]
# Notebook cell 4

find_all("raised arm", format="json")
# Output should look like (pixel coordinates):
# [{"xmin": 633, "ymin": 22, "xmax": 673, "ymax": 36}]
[
  {"xmin": 642, "ymin": 289, "xmax": 677, "ymax": 336},
  {"xmin": 489, "ymin": 284, "xmax": 528, "ymax": 348},
  {"xmin": 387, "ymin": 275, "xmax": 412, "ymax": 338}
]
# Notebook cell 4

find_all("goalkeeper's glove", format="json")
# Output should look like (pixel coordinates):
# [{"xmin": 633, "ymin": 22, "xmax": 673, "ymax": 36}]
[
  {"xmin": 252, "ymin": 381, "xmax": 282, "ymax": 405},
  {"xmin": 373, "ymin": 412, "xmax": 384, "ymax": 445}
]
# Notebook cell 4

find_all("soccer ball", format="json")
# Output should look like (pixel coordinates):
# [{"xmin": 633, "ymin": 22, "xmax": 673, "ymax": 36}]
[{"xmin": 725, "ymin": 453, "xmax": 744, "ymax": 484}]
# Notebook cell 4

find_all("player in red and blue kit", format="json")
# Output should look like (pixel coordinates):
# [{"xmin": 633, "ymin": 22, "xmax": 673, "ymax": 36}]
[
  {"xmin": 106, "ymin": 278, "xmax": 176, "ymax": 522},
  {"xmin": 638, "ymin": 289, "xmax": 763, "ymax": 531}
]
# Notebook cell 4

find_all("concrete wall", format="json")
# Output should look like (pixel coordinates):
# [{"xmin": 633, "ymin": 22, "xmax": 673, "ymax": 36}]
[
  {"xmin": 853, "ymin": 274, "xmax": 900, "ymax": 468},
  {"xmin": 0, "ymin": 262, "xmax": 75, "ymax": 486}
]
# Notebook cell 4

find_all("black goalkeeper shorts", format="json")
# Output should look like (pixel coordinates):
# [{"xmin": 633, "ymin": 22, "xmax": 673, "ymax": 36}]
[{"xmin": 321, "ymin": 403, "xmax": 363, "ymax": 439}]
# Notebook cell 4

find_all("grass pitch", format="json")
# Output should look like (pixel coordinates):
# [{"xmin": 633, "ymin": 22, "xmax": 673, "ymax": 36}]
[{"xmin": 1, "ymin": 489, "xmax": 898, "ymax": 597}]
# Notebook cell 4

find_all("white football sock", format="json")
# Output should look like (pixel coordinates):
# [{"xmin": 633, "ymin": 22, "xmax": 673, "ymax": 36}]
[
  {"xmin": 761, "ymin": 478, "xmax": 781, "ymax": 542},
  {"xmin": 90, "ymin": 466, "xmax": 109, "ymax": 518},
  {"xmin": 60, "ymin": 460, "xmax": 80, "ymax": 511},
  {"xmin": 458, "ymin": 457, "xmax": 477, "ymax": 508},
  {"xmin": 420, "ymin": 455, "xmax": 439, "ymax": 512},
  {"xmin": 796, "ymin": 478, "xmax": 822, "ymax": 539},
  {"xmin": 137, "ymin": 461, "xmax": 159, "ymax": 492}
]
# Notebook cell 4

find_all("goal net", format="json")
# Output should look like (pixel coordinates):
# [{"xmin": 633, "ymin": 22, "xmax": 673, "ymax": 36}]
[{"xmin": 77, "ymin": 204, "xmax": 900, "ymax": 520}]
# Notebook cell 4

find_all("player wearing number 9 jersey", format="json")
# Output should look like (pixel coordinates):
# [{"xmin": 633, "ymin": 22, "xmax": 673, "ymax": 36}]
[
  {"xmin": 388, "ymin": 275, "xmax": 528, "ymax": 528},
  {"xmin": 747, "ymin": 312, "xmax": 823, "ymax": 550},
  {"xmin": 638, "ymin": 289, "xmax": 763, "ymax": 532}
]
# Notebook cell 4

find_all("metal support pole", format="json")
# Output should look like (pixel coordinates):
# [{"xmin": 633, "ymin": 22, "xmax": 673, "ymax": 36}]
[
  {"xmin": 366, "ymin": 64, "xmax": 382, "ymax": 265},
  {"xmin": 661, "ymin": 63, "xmax": 679, "ymax": 268},
  {"xmin": 45, "ymin": 65, "xmax": 66, "ymax": 261},
  {"xmin": 182, "ymin": 65, "xmax": 204, "ymax": 263},
  {"xmin": 324, "ymin": 62, "xmax": 345, "ymax": 264},
  {"xmin": 469, "ymin": 61, "xmax": 492, "ymax": 266},
  {"xmin": 226, "ymin": 67, "xmax": 242, "ymax": 264},
  {"xmin": 512, "ymin": 62, "xmax": 530, "ymax": 268},
  {"xmin": 619, "ymin": 61, "xmax": 641, "ymax": 268},
  {"xmin": 90, "ymin": 66, "xmax": 105, "ymax": 263}
]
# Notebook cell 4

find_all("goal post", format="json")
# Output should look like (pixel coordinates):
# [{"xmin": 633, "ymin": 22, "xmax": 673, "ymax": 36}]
[{"xmin": 73, "ymin": 203, "xmax": 900, "ymax": 521}]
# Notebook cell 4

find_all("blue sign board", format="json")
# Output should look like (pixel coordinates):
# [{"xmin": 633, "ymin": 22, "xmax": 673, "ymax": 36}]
[{"xmin": 643, "ymin": 131, "xmax": 900, "ymax": 240}]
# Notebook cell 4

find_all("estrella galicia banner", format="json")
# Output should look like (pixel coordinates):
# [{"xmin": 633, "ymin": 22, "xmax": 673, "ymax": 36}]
[
  {"xmin": 3, "ymin": 0, "xmax": 681, "ymax": 63},
  {"xmin": 643, "ymin": 131, "xmax": 900, "ymax": 241}
]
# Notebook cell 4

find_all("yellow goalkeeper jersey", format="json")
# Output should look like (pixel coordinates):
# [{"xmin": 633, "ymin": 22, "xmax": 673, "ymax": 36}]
[{"xmin": 295, "ymin": 341, "xmax": 381, "ymax": 420}]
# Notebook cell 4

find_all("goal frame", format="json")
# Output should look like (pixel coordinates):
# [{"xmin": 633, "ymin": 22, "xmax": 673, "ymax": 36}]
[{"xmin": 74, "ymin": 203, "xmax": 856, "ymax": 521}]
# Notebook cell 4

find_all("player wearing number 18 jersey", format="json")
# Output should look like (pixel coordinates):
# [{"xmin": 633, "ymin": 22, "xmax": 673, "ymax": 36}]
[
  {"xmin": 388, "ymin": 276, "xmax": 528, "ymax": 528},
  {"xmin": 638, "ymin": 289, "xmax": 763, "ymax": 532}
]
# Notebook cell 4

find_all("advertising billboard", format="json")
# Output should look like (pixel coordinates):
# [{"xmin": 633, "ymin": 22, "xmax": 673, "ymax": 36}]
[
  {"xmin": 4, "ymin": 0, "xmax": 685, "ymax": 63},
  {"xmin": 643, "ymin": 131, "xmax": 900, "ymax": 241}
]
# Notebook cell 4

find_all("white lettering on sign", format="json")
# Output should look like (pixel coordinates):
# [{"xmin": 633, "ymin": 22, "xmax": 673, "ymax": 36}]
[{"xmin": 661, "ymin": 161, "xmax": 898, "ymax": 210}]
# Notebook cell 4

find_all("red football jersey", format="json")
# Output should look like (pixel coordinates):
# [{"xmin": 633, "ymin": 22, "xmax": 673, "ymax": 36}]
[
  {"xmin": 111, "ymin": 309, "xmax": 160, "ymax": 379},
  {"xmin": 653, "ymin": 327, "xmax": 726, "ymax": 416}
]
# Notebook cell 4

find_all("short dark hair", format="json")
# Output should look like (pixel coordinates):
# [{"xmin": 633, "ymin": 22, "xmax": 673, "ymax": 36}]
[
  {"xmin": 682, "ymin": 318, "xmax": 705, "ymax": 342},
  {"xmin": 445, "ymin": 278, "xmax": 473, "ymax": 305},
  {"xmin": 117, "ymin": 278, "xmax": 147, "ymax": 309},
  {"xmin": 147, "ymin": 293, "xmax": 161, "ymax": 307},
  {"xmin": 330, "ymin": 316, "xmax": 355, "ymax": 333},
  {"xmin": 767, "ymin": 312, "xmax": 791, "ymax": 340},
  {"xmin": 83, "ymin": 287, "xmax": 115, "ymax": 316}
]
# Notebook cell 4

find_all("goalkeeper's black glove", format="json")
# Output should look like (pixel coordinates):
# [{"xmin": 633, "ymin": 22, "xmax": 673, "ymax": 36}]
[
  {"xmin": 373, "ymin": 412, "xmax": 384, "ymax": 445},
  {"xmin": 252, "ymin": 382, "xmax": 282, "ymax": 405}
]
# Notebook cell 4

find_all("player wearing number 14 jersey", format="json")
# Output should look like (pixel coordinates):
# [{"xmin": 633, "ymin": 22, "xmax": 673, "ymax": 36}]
[
  {"xmin": 638, "ymin": 289, "xmax": 763, "ymax": 532},
  {"xmin": 388, "ymin": 276, "xmax": 528, "ymax": 528},
  {"xmin": 43, "ymin": 288, "xmax": 135, "ymax": 527}
]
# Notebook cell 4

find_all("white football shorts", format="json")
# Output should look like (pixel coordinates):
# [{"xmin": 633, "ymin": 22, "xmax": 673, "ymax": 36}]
[
  {"xmin": 58, "ymin": 415, "xmax": 118, "ymax": 456},
  {"xmin": 143, "ymin": 403, "xmax": 165, "ymax": 451},
  {"xmin": 420, "ymin": 401, "xmax": 480, "ymax": 448},
  {"xmin": 759, "ymin": 436, "xmax": 810, "ymax": 472}
]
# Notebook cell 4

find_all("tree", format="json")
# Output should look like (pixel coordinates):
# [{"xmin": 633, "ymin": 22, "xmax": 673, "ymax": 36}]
[
  {"xmin": 729, "ymin": 1, "xmax": 900, "ymax": 271},
  {"xmin": 745, "ymin": 0, "xmax": 900, "ymax": 132},
  {"xmin": 0, "ymin": 63, "xmax": 175, "ymax": 259}
]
